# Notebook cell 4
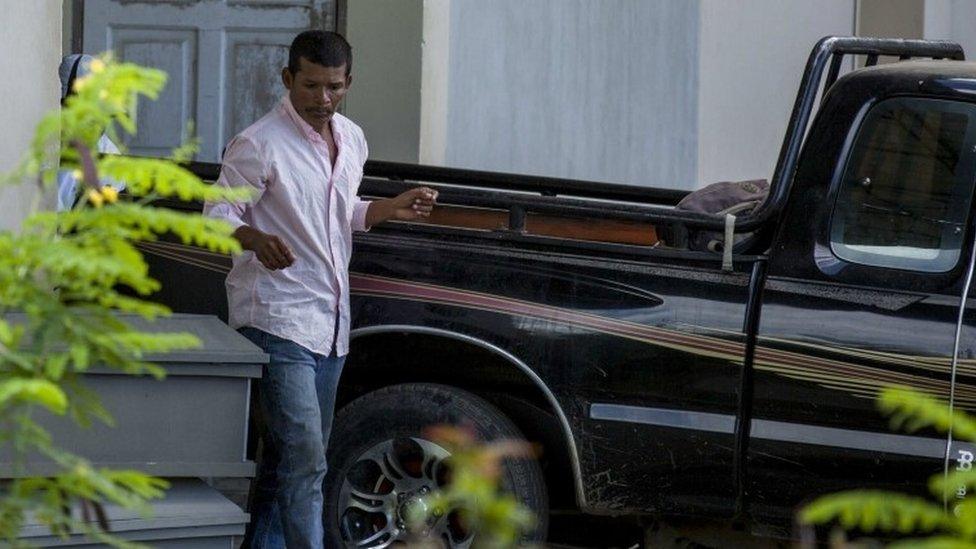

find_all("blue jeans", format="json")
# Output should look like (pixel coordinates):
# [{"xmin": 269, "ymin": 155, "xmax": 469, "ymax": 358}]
[{"xmin": 238, "ymin": 327, "xmax": 346, "ymax": 549}]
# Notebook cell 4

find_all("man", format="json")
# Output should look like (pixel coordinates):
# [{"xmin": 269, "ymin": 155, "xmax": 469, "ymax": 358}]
[{"xmin": 204, "ymin": 30, "xmax": 437, "ymax": 548}]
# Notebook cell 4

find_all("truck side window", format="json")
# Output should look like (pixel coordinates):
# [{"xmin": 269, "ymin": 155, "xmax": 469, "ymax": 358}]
[{"xmin": 830, "ymin": 97, "xmax": 976, "ymax": 273}]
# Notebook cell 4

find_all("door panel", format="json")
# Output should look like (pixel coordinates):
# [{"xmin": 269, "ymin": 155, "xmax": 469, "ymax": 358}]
[
  {"xmin": 224, "ymin": 31, "xmax": 295, "ymax": 140},
  {"xmin": 750, "ymin": 287, "xmax": 958, "ymax": 522},
  {"xmin": 112, "ymin": 28, "xmax": 197, "ymax": 157},
  {"xmin": 750, "ymin": 94, "xmax": 976, "ymax": 523},
  {"xmin": 83, "ymin": 0, "xmax": 335, "ymax": 162}
]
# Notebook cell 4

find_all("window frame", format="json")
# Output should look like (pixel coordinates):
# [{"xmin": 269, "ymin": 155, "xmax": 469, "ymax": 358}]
[{"xmin": 828, "ymin": 96, "xmax": 976, "ymax": 274}]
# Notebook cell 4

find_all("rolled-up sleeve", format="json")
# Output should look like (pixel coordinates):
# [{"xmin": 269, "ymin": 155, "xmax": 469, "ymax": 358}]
[
  {"xmin": 203, "ymin": 136, "xmax": 268, "ymax": 230},
  {"xmin": 351, "ymin": 198, "xmax": 371, "ymax": 232}
]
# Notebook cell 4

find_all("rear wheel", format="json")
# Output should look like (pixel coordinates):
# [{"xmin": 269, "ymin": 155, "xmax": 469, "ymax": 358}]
[{"xmin": 324, "ymin": 383, "xmax": 549, "ymax": 548}]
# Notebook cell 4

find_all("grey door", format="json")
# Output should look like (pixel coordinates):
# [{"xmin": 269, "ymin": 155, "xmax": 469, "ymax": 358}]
[{"xmin": 83, "ymin": 0, "xmax": 336, "ymax": 162}]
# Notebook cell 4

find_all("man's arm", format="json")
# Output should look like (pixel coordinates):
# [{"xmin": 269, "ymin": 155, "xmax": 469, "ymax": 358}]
[
  {"xmin": 364, "ymin": 187, "xmax": 438, "ymax": 229},
  {"xmin": 204, "ymin": 136, "xmax": 295, "ymax": 270},
  {"xmin": 233, "ymin": 225, "xmax": 295, "ymax": 270}
]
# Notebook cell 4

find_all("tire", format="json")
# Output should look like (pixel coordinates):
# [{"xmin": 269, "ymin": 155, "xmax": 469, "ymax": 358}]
[{"xmin": 324, "ymin": 383, "xmax": 549, "ymax": 548}]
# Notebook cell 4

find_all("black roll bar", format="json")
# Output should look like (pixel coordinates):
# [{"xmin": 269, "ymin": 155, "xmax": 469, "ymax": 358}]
[{"xmin": 738, "ymin": 36, "xmax": 964, "ymax": 233}]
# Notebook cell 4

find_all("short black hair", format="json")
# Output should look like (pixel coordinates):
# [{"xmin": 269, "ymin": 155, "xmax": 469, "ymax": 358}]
[{"xmin": 288, "ymin": 30, "xmax": 352, "ymax": 76}]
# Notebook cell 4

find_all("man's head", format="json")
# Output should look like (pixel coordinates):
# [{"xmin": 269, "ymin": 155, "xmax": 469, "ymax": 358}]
[{"xmin": 282, "ymin": 30, "xmax": 353, "ymax": 132}]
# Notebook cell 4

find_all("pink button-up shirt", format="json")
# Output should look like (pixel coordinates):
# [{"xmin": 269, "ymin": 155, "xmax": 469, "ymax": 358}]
[{"xmin": 204, "ymin": 96, "xmax": 370, "ymax": 356}]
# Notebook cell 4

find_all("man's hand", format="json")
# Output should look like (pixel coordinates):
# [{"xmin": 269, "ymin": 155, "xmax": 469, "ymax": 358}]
[
  {"xmin": 233, "ymin": 225, "xmax": 296, "ymax": 270},
  {"xmin": 365, "ymin": 187, "xmax": 438, "ymax": 228},
  {"xmin": 392, "ymin": 187, "xmax": 438, "ymax": 220}
]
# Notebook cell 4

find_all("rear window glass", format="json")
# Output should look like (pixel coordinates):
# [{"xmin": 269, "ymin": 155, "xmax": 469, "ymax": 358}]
[{"xmin": 830, "ymin": 97, "xmax": 976, "ymax": 272}]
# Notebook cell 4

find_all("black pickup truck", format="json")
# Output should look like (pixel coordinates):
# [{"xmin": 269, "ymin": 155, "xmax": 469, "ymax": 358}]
[{"xmin": 142, "ymin": 37, "xmax": 976, "ymax": 545}]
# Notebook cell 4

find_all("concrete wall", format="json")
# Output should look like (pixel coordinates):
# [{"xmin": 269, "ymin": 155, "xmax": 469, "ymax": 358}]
[
  {"xmin": 418, "ymin": 0, "xmax": 858, "ymax": 190},
  {"xmin": 62, "ymin": 0, "xmax": 74, "ymax": 55},
  {"xmin": 697, "ymin": 0, "xmax": 855, "ymax": 186},
  {"xmin": 923, "ymin": 0, "xmax": 976, "ymax": 60},
  {"xmin": 344, "ymin": 0, "xmax": 424, "ymax": 163},
  {"xmin": 0, "ymin": 1, "xmax": 62, "ymax": 230},
  {"xmin": 419, "ymin": 0, "xmax": 450, "ymax": 166},
  {"xmin": 442, "ymin": 0, "xmax": 699, "ymax": 188},
  {"xmin": 858, "ymin": 0, "xmax": 924, "ymax": 39},
  {"xmin": 350, "ymin": 0, "xmax": 969, "ymax": 190}
]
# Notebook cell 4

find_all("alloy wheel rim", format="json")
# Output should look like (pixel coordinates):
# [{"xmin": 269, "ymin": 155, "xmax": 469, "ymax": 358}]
[{"xmin": 335, "ymin": 436, "xmax": 474, "ymax": 548}]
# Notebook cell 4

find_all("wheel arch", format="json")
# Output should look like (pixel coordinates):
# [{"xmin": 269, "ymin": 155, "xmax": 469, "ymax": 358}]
[{"xmin": 345, "ymin": 324, "xmax": 587, "ymax": 510}]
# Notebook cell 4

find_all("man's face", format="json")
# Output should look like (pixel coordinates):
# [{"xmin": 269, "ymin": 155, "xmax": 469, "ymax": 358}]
[{"xmin": 282, "ymin": 57, "xmax": 351, "ymax": 131}]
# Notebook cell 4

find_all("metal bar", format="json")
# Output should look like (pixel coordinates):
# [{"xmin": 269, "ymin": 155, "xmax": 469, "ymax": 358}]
[
  {"xmin": 358, "ymin": 178, "xmax": 718, "ymax": 227},
  {"xmin": 363, "ymin": 160, "xmax": 689, "ymax": 205},
  {"xmin": 865, "ymin": 53, "xmax": 879, "ymax": 66},
  {"xmin": 733, "ymin": 258, "xmax": 768, "ymax": 520},
  {"xmin": 508, "ymin": 205, "xmax": 526, "ymax": 232},
  {"xmin": 738, "ymin": 36, "xmax": 964, "ymax": 233},
  {"xmin": 823, "ymin": 53, "xmax": 844, "ymax": 95},
  {"xmin": 360, "ymin": 223, "xmax": 764, "ymax": 264}
]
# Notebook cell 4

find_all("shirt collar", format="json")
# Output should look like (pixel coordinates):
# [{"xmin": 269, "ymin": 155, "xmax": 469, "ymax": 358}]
[{"xmin": 280, "ymin": 95, "xmax": 342, "ymax": 144}]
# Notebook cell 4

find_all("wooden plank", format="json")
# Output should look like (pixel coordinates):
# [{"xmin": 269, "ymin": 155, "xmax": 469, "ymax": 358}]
[{"xmin": 404, "ymin": 205, "xmax": 658, "ymax": 246}]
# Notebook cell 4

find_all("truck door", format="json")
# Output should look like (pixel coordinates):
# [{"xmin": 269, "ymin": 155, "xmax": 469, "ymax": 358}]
[
  {"xmin": 751, "ymin": 94, "xmax": 976, "ymax": 524},
  {"xmin": 947, "ymin": 250, "xmax": 976, "ymax": 513}
]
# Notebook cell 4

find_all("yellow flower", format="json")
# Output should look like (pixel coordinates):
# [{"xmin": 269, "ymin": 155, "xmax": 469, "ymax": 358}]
[
  {"xmin": 72, "ymin": 76, "xmax": 89, "ymax": 92},
  {"xmin": 71, "ymin": 169, "xmax": 83, "ymax": 181},
  {"xmin": 89, "ymin": 58, "xmax": 105, "ymax": 74},
  {"xmin": 101, "ymin": 186, "xmax": 119, "ymax": 203},
  {"xmin": 86, "ymin": 189, "xmax": 104, "ymax": 208}
]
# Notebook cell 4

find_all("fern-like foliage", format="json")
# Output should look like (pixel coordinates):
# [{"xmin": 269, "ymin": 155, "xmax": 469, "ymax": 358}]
[
  {"xmin": 801, "ymin": 491, "xmax": 949, "ymax": 534},
  {"xmin": 801, "ymin": 385, "xmax": 976, "ymax": 547},
  {"xmin": 0, "ymin": 54, "xmax": 245, "ymax": 547},
  {"xmin": 889, "ymin": 538, "xmax": 976, "ymax": 549},
  {"xmin": 881, "ymin": 386, "xmax": 976, "ymax": 442}
]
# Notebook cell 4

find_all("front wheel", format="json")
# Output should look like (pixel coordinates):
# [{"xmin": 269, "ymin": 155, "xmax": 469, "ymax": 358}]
[{"xmin": 324, "ymin": 383, "xmax": 549, "ymax": 548}]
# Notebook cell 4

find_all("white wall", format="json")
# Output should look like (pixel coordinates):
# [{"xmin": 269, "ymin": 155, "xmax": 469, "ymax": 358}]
[
  {"xmin": 420, "ymin": 0, "xmax": 857, "ymax": 190},
  {"xmin": 858, "ymin": 0, "xmax": 924, "ymax": 39},
  {"xmin": 923, "ymin": 0, "xmax": 976, "ymax": 60},
  {"xmin": 697, "ymin": 0, "xmax": 855, "ymax": 186},
  {"xmin": 0, "ymin": 1, "xmax": 62, "ymax": 230},
  {"xmin": 419, "ymin": 0, "xmax": 450, "ymax": 166},
  {"xmin": 442, "ymin": 0, "xmax": 699, "ymax": 188},
  {"xmin": 344, "ymin": 0, "xmax": 424, "ymax": 163}
]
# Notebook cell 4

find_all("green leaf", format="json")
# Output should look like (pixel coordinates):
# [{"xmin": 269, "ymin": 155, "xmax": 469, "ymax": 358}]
[
  {"xmin": 800, "ymin": 491, "xmax": 948, "ymax": 534},
  {"xmin": 880, "ymin": 386, "xmax": 976, "ymax": 441},
  {"xmin": 0, "ymin": 54, "xmax": 218, "ymax": 548},
  {"xmin": 43, "ymin": 354, "xmax": 70, "ymax": 380},
  {"xmin": 889, "ymin": 537, "xmax": 976, "ymax": 549},
  {"xmin": 69, "ymin": 343, "xmax": 90, "ymax": 370},
  {"xmin": 0, "ymin": 319, "xmax": 14, "ymax": 345},
  {"xmin": 0, "ymin": 378, "xmax": 68, "ymax": 414}
]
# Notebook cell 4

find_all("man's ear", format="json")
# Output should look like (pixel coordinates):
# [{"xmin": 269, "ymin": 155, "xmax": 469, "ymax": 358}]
[
  {"xmin": 346, "ymin": 73, "xmax": 352, "ymax": 90},
  {"xmin": 281, "ymin": 67, "xmax": 293, "ymax": 90}
]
